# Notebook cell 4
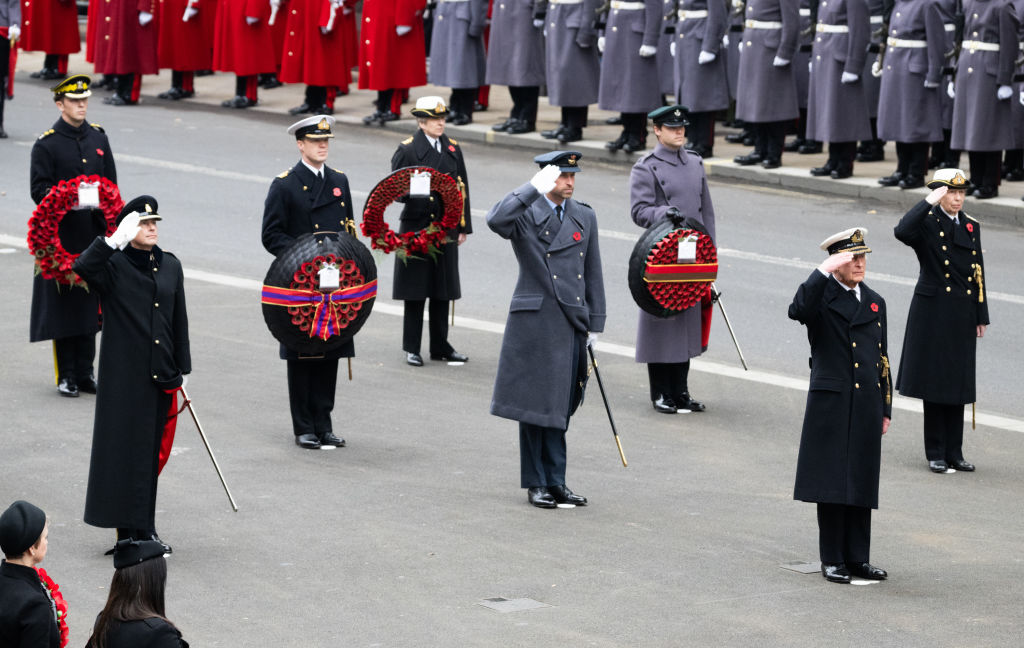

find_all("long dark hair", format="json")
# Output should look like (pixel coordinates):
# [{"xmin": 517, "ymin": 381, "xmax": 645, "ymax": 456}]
[{"xmin": 86, "ymin": 557, "xmax": 177, "ymax": 648}]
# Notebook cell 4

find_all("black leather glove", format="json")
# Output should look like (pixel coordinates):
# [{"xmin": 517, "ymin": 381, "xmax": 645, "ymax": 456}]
[{"xmin": 665, "ymin": 207, "xmax": 684, "ymax": 225}]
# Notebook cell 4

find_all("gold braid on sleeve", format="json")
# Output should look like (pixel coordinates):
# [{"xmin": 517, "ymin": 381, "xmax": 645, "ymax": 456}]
[
  {"xmin": 457, "ymin": 176, "xmax": 467, "ymax": 228},
  {"xmin": 974, "ymin": 264, "xmax": 984, "ymax": 303},
  {"xmin": 880, "ymin": 354, "xmax": 892, "ymax": 405}
]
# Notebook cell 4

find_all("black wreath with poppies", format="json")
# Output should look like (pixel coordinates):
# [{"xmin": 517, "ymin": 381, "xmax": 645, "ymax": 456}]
[
  {"xmin": 27, "ymin": 175, "xmax": 123, "ymax": 288},
  {"xmin": 360, "ymin": 166, "xmax": 464, "ymax": 260}
]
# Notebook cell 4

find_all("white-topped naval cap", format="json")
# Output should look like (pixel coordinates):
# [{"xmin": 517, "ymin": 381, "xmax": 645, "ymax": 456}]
[
  {"xmin": 819, "ymin": 227, "xmax": 871, "ymax": 255},
  {"xmin": 287, "ymin": 115, "xmax": 335, "ymax": 139}
]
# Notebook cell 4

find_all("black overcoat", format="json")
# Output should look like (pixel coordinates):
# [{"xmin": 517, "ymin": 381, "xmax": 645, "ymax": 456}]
[
  {"xmin": 894, "ymin": 200, "xmax": 990, "ymax": 403},
  {"xmin": 390, "ymin": 130, "xmax": 473, "ymax": 301},
  {"xmin": 28, "ymin": 118, "xmax": 117, "ymax": 342},
  {"xmin": 86, "ymin": 617, "xmax": 188, "ymax": 648},
  {"xmin": 74, "ymin": 240, "xmax": 191, "ymax": 529},
  {"xmin": 789, "ymin": 271, "xmax": 892, "ymax": 509},
  {"xmin": 261, "ymin": 161, "xmax": 356, "ymax": 360},
  {"xmin": 486, "ymin": 183, "xmax": 606, "ymax": 430},
  {"xmin": 0, "ymin": 561, "xmax": 61, "ymax": 648}
]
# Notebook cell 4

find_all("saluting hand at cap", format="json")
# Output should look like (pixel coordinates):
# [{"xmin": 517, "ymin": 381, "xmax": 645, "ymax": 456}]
[
  {"xmin": 530, "ymin": 165, "xmax": 562, "ymax": 195},
  {"xmin": 106, "ymin": 213, "xmax": 141, "ymax": 251},
  {"xmin": 925, "ymin": 185, "xmax": 948, "ymax": 205},
  {"xmin": 818, "ymin": 251, "xmax": 854, "ymax": 274}
]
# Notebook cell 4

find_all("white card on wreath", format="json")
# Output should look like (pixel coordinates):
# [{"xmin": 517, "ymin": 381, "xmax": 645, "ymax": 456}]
[
  {"xmin": 677, "ymin": 235, "xmax": 698, "ymax": 264},
  {"xmin": 318, "ymin": 264, "xmax": 340, "ymax": 291},
  {"xmin": 409, "ymin": 171, "xmax": 431, "ymax": 197},
  {"xmin": 78, "ymin": 182, "xmax": 100, "ymax": 208}
]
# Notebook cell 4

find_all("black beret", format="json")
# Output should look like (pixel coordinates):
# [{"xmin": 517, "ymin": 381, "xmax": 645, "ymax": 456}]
[
  {"xmin": 0, "ymin": 501, "xmax": 47, "ymax": 556},
  {"xmin": 113, "ymin": 538, "xmax": 168, "ymax": 569}
]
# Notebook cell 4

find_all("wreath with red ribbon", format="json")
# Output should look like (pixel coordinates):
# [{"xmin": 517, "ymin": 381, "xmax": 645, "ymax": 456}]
[
  {"xmin": 35, "ymin": 567, "xmax": 69, "ymax": 647},
  {"xmin": 642, "ymin": 228, "xmax": 718, "ymax": 312},
  {"xmin": 27, "ymin": 175, "xmax": 123, "ymax": 288},
  {"xmin": 360, "ymin": 166, "xmax": 464, "ymax": 260}
]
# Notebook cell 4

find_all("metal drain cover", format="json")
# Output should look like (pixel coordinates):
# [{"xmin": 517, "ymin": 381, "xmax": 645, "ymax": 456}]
[
  {"xmin": 477, "ymin": 597, "xmax": 552, "ymax": 613},
  {"xmin": 779, "ymin": 561, "xmax": 821, "ymax": 574}
]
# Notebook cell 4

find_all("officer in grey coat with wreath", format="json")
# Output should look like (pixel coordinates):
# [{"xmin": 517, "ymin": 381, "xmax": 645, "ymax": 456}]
[{"xmin": 486, "ymin": 151, "xmax": 606, "ymax": 509}]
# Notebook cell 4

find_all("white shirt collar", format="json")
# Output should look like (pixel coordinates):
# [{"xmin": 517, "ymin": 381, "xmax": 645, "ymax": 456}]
[{"xmin": 301, "ymin": 159, "xmax": 324, "ymax": 177}]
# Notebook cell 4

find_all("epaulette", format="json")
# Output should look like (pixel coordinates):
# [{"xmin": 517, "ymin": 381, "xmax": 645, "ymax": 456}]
[
  {"xmin": 401, "ymin": 136, "xmax": 414, "ymax": 145},
  {"xmin": 331, "ymin": 167, "xmax": 344, "ymax": 175},
  {"xmin": 90, "ymin": 123, "xmax": 105, "ymax": 132},
  {"xmin": 448, "ymin": 138, "xmax": 459, "ymax": 146},
  {"xmin": 963, "ymin": 213, "xmax": 979, "ymax": 224},
  {"xmin": 38, "ymin": 129, "xmax": 55, "ymax": 140},
  {"xmin": 637, "ymin": 151, "xmax": 655, "ymax": 164},
  {"xmin": 277, "ymin": 170, "xmax": 290, "ymax": 179},
  {"xmin": 685, "ymin": 148, "xmax": 704, "ymax": 162},
  {"xmin": 576, "ymin": 201, "xmax": 592, "ymax": 209}
]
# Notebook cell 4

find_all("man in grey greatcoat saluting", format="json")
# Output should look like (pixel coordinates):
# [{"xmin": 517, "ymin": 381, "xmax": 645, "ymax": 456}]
[
  {"xmin": 540, "ymin": 0, "xmax": 602, "ymax": 143},
  {"xmin": 486, "ymin": 150, "xmax": 606, "ymax": 509},
  {"xmin": 486, "ymin": 0, "xmax": 546, "ymax": 134},
  {"xmin": 789, "ymin": 227, "xmax": 892, "ymax": 585},
  {"xmin": 429, "ymin": 0, "xmax": 488, "ymax": 124},
  {"xmin": 630, "ymin": 105, "xmax": 716, "ymax": 414},
  {"xmin": 671, "ymin": 0, "xmax": 730, "ymax": 158}
]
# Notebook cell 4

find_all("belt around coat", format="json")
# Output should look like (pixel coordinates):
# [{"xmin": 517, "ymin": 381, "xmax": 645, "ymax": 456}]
[
  {"xmin": 887, "ymin": 37, "xmax": 927, "ymax": 48},
  {"xmin": 745, "ymin": 19, "xmax": 783, "ymax": 29},
  {"xmin": 678, "ymin": 9, "xmax": 709, "ymax": 19},
  {"xmin": 960, "ymin": 40, "xmax": 1001, "ymax": 52},
  {"xmin": 816, "ymin": 23, "xmax": 850, "ymax": 33},
  {"xmin": 549, "ymin": 0, "xmax": 583, "ymax": 4},
  {"xmin": 611, "ymin": 1, "xmax": 645, "ymax": 9}
]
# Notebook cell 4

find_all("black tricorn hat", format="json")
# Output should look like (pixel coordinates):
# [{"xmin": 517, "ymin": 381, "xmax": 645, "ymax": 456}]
[{"xmin": 117, "ymin": 195, "xmax": 161, "ymax": 225}]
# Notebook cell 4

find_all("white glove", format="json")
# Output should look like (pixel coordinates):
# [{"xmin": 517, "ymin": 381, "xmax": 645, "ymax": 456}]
[
  {"xmin": 818, "ymin": 251, "xmax": 854, "ymax": 274},
  {"xmin": 270, "ymin": 0, "xmax": 281, "ymax": 7},
  {"xmin": 772, "ymin": 56, "xmax": 789, "ymax": 67},
  {"xmin": 639, "ymin": 44, "xmax": 658, "ymax": 57},
  {"xmin": 722, "ymin": 33, "xmax": 729, "ymax": 47},
  {"xmin": 947, "ymin": 81, "xmax": 955, "ymax": 98},
  {"xmin": 923, "ymin": 79, "xmax": 939, "ymax": 89},
  {"xmin": 841, "ymin": 71, "xmax": 859, "ymax": 84},
  {"xmin": 396, "ymin": 24, "xmax": 412, "ymax": 36},
  {"xmin": 598, "ymin": 36, "xmax": 606, "ymax": 53},
  {"xmin": 533, "ymin": 18, "xmax": 543, "ymax": 28},
  {"xmin": 530, "ymin": 164, "xmax": 562, "ymax": 195},
  {"xmin": 698, "ymin": 50, "xmax": 717, "ymax": 64},
  {"xmin": 997, "ymin": 84, "xmax": 1012, "ymax": 100},
  {"xmin": 925, "ymin": 185, "xmax": 948, "ymax": 205},
  {"xmin": 183, "ymin": 7, "xmax": 198, "ymax": 20},
  {"xmin": 105, "ymin": 213, "xmax": 141, "ymax": 250},
  {"xmin": 246, "ymin": 16, "xmax": 259, "ymax": 25},
  {"xmin": 7, "ymin": 23, "xmax": 20, "ymax": 41},
  {"xmin": 139, "ymin": 11, "xmax": 153, "ymax": 26},
  {"xmin": 871, "ymin": 60, "xmax": 882, "ymax": 78},
  {"xmin": 1020, "ymin": 90, "xmax": 1024, "ymax": 106},
  {"xmin": 738, "ymin": 41, "xmax": 744, "ymax": 52},
  {"xmin": 587, "ymin": 333, "xmax": 598, "ymax": 349},
  {"xmin": 808, "ymin": 59, "xmax": 812, "ymax": 72},
  {"xmin": 670, "ymin": 41, "xmax": 676, "ymax": 57},
  {"xmin": 181, "ymin": 374, "xmax": 189, "ymax": 389}
]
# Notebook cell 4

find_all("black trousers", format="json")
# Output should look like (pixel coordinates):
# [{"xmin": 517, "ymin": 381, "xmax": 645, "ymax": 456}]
[
  {"xmin": 968, "ymin": 151, "xmax": 1002, "ymax": 190},
  {"xmin": 508, "ymin": 85, "xmax": 540, "ymax": 125},
  {"xmin": 923, "ymin": 401, "xmax": 965, "ymax": 463},
  {"xmin": 54, "ymin": 334, "xmax": 97, "ymax": 382},
  {"xmin": 0, "ymin": 36, "xmax": 8, "ymax": 128},
  {"xmin": 286, "ymin": 358, "xmax": 339, "ymax": 438},
  {"xmin": 895, "ymin": 142, "xmax": 930, "ymax": 178},
  {"xmin": 561, "ymin": 105, "xmax": 589, "ymax": 130},
  {"xmin": 754, "ymin": 120, "xmax": 787, "ymax": 161},
  {"xmin": 817, "ymin": 503, "xmax": 871, "ymax": 565},
  {"xmin": 303, "ymin": 85, "xmax": 328, "ymax": 108},
  {"xmin": 402, "ymin": 299, "xmax": 453, "ymax": 356},
  {"xmin": 117, "ymin": 390, "xmax": 172, "ymax": 539},
  {"xmin": 449, "ymin": 87, "xmax": 478, "ymax": 116},
  {"xmin": 647, "ymin": 362, "xmax": 690, "ymax": 402},
  {"xmin": 687, "ymin": 111, "xmax": 715, "ymax": 149},
  {"xmin": 827, "ymin": 141, "xmax": 858, "ymax": 173}
]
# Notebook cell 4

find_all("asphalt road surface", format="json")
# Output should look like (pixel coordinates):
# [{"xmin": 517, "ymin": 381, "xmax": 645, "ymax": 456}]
[{"xmin": 1, "ymin": 84, "xmax": 1022, "ymax": 647}]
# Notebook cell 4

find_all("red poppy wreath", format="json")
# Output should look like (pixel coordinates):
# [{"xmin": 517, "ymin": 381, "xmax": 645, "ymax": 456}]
[
  {"xmin": 360, "ymin": 166, "xmax": 464, "ymax": 260},
  {"xmin": 36, "ymin": 567, "xmax": 70, "ymax": 647},
  {"xmin": 27, "ymin": 175, "xmax": 123, "ymax": 288}
]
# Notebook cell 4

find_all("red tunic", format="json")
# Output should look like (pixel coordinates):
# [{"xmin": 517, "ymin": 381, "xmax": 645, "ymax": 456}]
[
  {"xmin": 279, "ymin": 0, "xmax": 351, "ymax": 86},
  {"xmin": 357, "ymin": 0, "xmax": 426, "ymax": 90},
  {"xmin": 93, "ymin": 0, "xmax": 161, "ymax": 75},
  {"xmin": 85, "ymin": 0, "xmax": 98, "ymax": 62},
  {"xmin": 157, "ymin": 0, "xmax": 216, "ymax": 70},
  {"xmin": 212, "ymin": 0, "xmax": 276, "ymax": 76},
  {"xmin": 20, "ymin": 0, "xmax": 82, "ymax": 54}
]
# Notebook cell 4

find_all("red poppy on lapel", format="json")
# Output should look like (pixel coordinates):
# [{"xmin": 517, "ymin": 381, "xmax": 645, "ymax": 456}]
[
  {"xmin": 966, "ymin": 223, "xmax": 973, "ymax": 233},
  {"xmin": 96, "ymin": 149, "xmax": 104, "ymax": 156},
  {"xmin": 333, "ymin": 187, "xmax": 342, "ymax": 197},
  {"xmin": 572, "ymin": 232, "xmax": 582, "ymax": 241},
  {"xmin": 870, "ymin": 303, "xmax": 879, "ymax": 312},
  {"xmin": 448, "ymin": 144, "xmax": 456, "ymax": 152}
]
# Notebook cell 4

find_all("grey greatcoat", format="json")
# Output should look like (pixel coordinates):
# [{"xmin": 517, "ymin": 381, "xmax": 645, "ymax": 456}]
[
  {"xmin": 794, "ymin": 0, "xmax": 814, "ymax": 110},
  {"xmin": 674, "ymin": 0, "xmax": 731, "ymax": 112},
  {"xmin": 486, "ymin": 183, "xmax": 606, "ymax": 430},
  {"xmin": 429, "ymin": 0, "xmax": 488, "ymax": 89},
  {"xmin": 1011, "ymin": 0, "xmax": 1024, "ymax": 148},
  {"xmin": 876, "ymin": 0, "xmax": 947, "ymax": 143},
  {"xmin": 862, "ymin": 0, "xmax": 886, "ymax": 119},
  {"xmin": 735, "ymin": 0, "xmax": 801, "ymax": 123},
  {"xmin": 725, "ymin": 3, "xmax": 745, "ymax": 99},
  {"xmin": 630, "ymin": 144, "xmax": 717, "ymax": 363},
  {"xmin": 806, "ymin": 0, "xmax": 873, "ymax": 142},
  {"xmin": 657, "ymin": 3, "xmax": 676, "ymax": 95},
  {"xmin": 485, "ymin": 0, "xmax": 546, "ymax": 87},
  {"xmin": 789, "ymin": 271, "xmax": 891, "ymax": 509},
  {"xmin": 950, "ymin": 0, "xmax": 1017, "ymax": 151},
  {"xmin": 598, "ymin": 0, "xmax": 664, "ymax": 113},
  {"xmin": 894, "ymin": 200, "xmax": 989, "ymax": 404},
  {"xmin": 544, "ymin": 0, "xmax": 602, "ymax": 106},
  {"xmin": 937, "ymin": 0, "xmax": 957, "ymax": 128}
]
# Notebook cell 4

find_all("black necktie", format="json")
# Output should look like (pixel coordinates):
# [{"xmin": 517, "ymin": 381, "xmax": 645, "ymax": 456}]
[
  {"xmin": 435, "ymin": 140, "xmax": 441, "ymax": 153},
  {"xmin": 953, "ymin": 216, "xmax": 959, "ymax": 226},
  {"xmin": 848, "ymin": 288, "xmax": 858, "ymax": 302},
  {"xmin": 555, "ymin": 205, "xmax": 563, "ymax": 222}
]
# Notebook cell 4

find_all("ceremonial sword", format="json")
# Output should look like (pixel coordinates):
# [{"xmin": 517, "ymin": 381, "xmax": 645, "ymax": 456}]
[
  {"xmin": 587, "ymin": 346, "xmax": 628, "ymax": 467},
  {"xmin": 180, "ymin": 386, "xmax": 239, "ymax": 512},
  {"xmin": 711, "ymin": 283, "xmax": 748, "ymax": 370}
]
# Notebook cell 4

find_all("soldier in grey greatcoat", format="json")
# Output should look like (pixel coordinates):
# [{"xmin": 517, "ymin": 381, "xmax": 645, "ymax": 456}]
[
  {"xmin": 931, "ymin": 0, "xmax": 961, "ymax": 168},
  {"xmin": 429, "ymin": 0, "xmax": 488, "ymax": 124},
  {"xmin": 486, "ymin": 150, "xmax": 606, "ymax": 509},
  {"xmin": 630, "ymin": 106, "xmax": 716, "ymax": 413},
  {"xmin": 1007, "ymin": 0, "xmax": 1024, "ymax": 181},
  {"xmin": 789, "ymin": 227, "xmax": 891, "ymax": 585},
  {"xmin": 541, "ymin": 0, "xmax": 602, "ymax": 143},
  {"xmin": 733, "ymin": 0, "xmax": 801, "ymax": 168},
  {"xmin": 672, "ymin": 0, "xmax": 730, "ymax": 157},
  {"xmin": 486, "ymin": 0, "xmax": 546, "ymax": 134},
  {"xmin": 806, "ymin": 0, "xmax": 873, "ymax": 179},
  {"xmin": 785, "ymin": 0, "xmax": 824, "ymax": 153},
  {"xmin": 725, "ymin": 0, "xmax": 746, "ymax": 100},
  {"xmin": 598, "ymin": 0, "xmax": 664, "ymax": 152},
  {"xmin": 949, "ymin": 0, "xmax": 1017, "ymax": 198},
  {"xmin": 657, "ymin": 0, "xmax": 677, "ymax": 98},
  {"xmin": 856, "ymin": 0, "xmax": 888, "ymax": 161},
  {"xmin": 876, "ymin": 0, "xmax": 947, "ymax": 189}
]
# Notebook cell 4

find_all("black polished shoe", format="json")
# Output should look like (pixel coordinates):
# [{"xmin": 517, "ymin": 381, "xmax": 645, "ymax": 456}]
[
  {"xmin": 830, "ymin": 168, "xmax": 853, "ymax": 180},
  {"xmin": 675, "ymin": 393, "xmax": 706, "ymax": 413},
  {"xmin": 810, "ymin": 164, "xmax": 834, "ymax": 177},
  {"xmin": 605, "ymin": 115, "xmax": 622, "ymax": 125},
  {"xmin": 406, "ymin": 352, "xmax": 424, "ymax": 367},
  {"xmin": 527, "ymin": 487, "xmax": 557, "ymax": 508},
  {"xmin": 221, "ymin": 95, "xmax": 256, "ymax": 109},
  {"xmin": 929, "ymin": 459, "xmax": 949, "ymax": 473},
  {"xmin": 557, "ymin": 127, "xmax": 583, "ymax": 143},
  {"xmin": 848, "ymin": 562, "xmax": 887, "ymax": 580},
  {"xmin": 622, "ymin": 138, "xmax": 647, "ymax": 153},
  {"xmin": 57, "ymin": 378, "xmax": 79, "ymax": 398},
  {"xmin": 492, "ymin": 117, "xmax": 515, "ymax": 132},
  {"xmin": 783, "ymin": 137, "xmax": 806, "ymax": 152},
  {"xmin": 377, "ymin": 111, "xmax": 400, "ymax": 124},
  {"xmin": 506, "ymin": 120, "xmax": 535, "ymax": 134},
  {"xmin": 949, "ymin": 458, "xmax": 975, "ymax": 472},
  {"xmin": 259, "ymin": 73, "xmax": 283, "ymax": 89},
  {"xmin": 605, "ymin": 134, "xmax": 627, "ymax": 151},
  {"xmin": 1003, "ymin": 168, "xmax": 1024, "ymax": 181},
  {"xmin": 103, "ymin": 94, "xmax": 136, "ymax": 106},
  {"xmin": 686, "ymin": 143, "xmax": 713, "ymax": 158},
  {"xmin": 158, "ymin": 87, "xmax": 187, "ymax": 100},
  {"xmin": 549, "ymin": 484, "xmax": 587, "ymax": 506},
  {"xmin": 973, "ymin": 186, "xmax": 998, "ymax": 199},
  {"xmin": 32, "ymin": 68, "xmax": 63, "ymax": 80},
  {"xmin": 856, "ymin": 145, "xmax": 885, "ymax": 162},
  {"xmin": 0, "ymin": 128, "xmax": 7, "ymax": 139},
  {"xmin": 319, "ymin": 432, "xmax": 346, "ymax": 448},
  {"xmin": 541, "ymin": 125, "xmax": 566, "ymax": 139},
  {"xmin": 878, "ymin": 172, "xmax": 903, "ymax": 187},
  {"xmin": 761, "ymin": 158, "xmax": 781, "ymax": 169},
  {"xmin": 149, "ymin": 534, "xmax": 173, "ymax": 554},
  {"xmin": 295, "ymin": 433, "xmax": 322, "ymax": 449},
  {"xmin": 430, "ymin": 351, "xmax": 468, "ymax": 362},
  {"xmin": 362, "ymin": 110, "xmax": 385, "ymax": 125},
  {"xmin": 474, "ymin": 101, "xmax": 488, "ymax": 112},
  {"xmin": 288, "ymin": 102, "xmax": 313, "ymax": 115},
  {"xmin": 77, "ymin": 375, "xmax": 98, "ymax": 394},
  {"xmin": 724, "ymin": 130, "xmax": 750, "ymax": 144},
  {"xmin": 822, "ymin": 563, "xmax": 851, "ymax": 584},
  {"xmin": 798, "ymin": 141, "xmax": 823, "ymax": 154},
  {"xmin": 652, "ymin": 396, "xmax": 677, "ymax": 414},
  {"xmin": 898, "ymin": 175, "xmax": 925, "ymax": 189},
  {"xmin": 448, "ymin": 112, "xmax": 472, "ymax": 126},
  {"xmin": 733, "ymin": 152, "xmax": 762, "ymax": 166}
]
